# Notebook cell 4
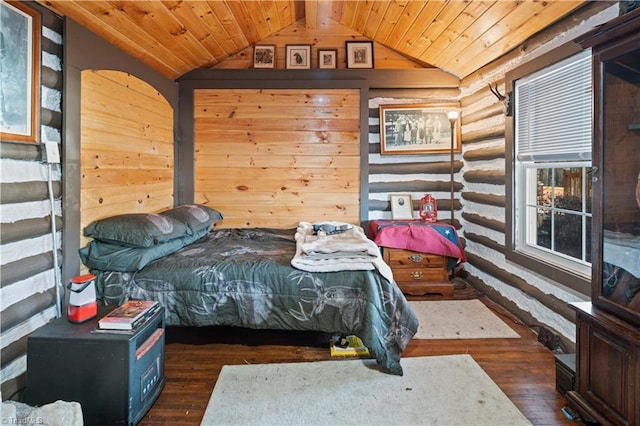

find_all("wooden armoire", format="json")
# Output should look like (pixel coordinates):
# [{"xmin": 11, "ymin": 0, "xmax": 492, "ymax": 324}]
[{"xmin": 566, "ymin": 8, "xmax": 640, "ymax": 426}]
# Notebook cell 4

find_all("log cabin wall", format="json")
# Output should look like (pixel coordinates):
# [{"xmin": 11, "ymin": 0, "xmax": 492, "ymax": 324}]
[
  {"xmin": 0, "ymin": 4, "xmax": 63, "ymax": 399},
  {"xmin": 457, "ymin": 3, "xmax": 619, "ymax": 351}
]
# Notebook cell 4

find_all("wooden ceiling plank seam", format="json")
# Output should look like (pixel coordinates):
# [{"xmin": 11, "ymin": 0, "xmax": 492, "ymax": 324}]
[
  {"xmin": 384, "ymin": 1, "xmax": 429, "ymax": 49},
  {"xmin": 123, "ymin": 1, "xmax": 214, "ymax": 68},
  {"xmin": 97, "ymin": 0, "xmax": 198, "ymax": 74},
  {"xmin": 372, "ymin": 0, "xmax": 410, "ymax": 45},
  {"xmin": 237, "ymin": 1, "xmax": 274, "ymax": 41},
  {"xmin": 428, "ymin": 0, "xmax": 508, "ymax": 67},
  {"xmin": 338, "ymin": 0, "xmax": 359, "ymax": 30},
  {"xmin": 43, "ymin": 0, "xmax": 184, "ymax": 79},
  {"xmin": 160, "ymin": 0, "xmax": 227, "ymax": 63},
  {"xmin": 328, "ymin": 0, "xmax": 344, "ymax": 23},
  {"xmin": 199, "ymin": 1, "xmax": 248, "ymax": 54},
  {"xmin": 351, "ymin": 1, "xmax": 375, "ymax": 36},
  {"xmin": 423, "ymin": 0, "xmax": 498, "ymax": 66},
  {"xmin": 305, "ymin": 0, "xmax": 319, "ymax": 30},
  {"xmin": 410, "ymin": 1, "xmax": 471, "ymax": 62},
  {"xmin": 222, "ymin": 1, "xmax": 262, "ymax": 45},
  {"xmin": 392, "ymin": 1, "xmax": 447, "ymax": 60},
  {"xmin": 260, "ymin": 0, "xmax": 284, "ymax": 34},
  {"xmin": 316, "ymin": 0, "xmax": 332, "ymax": 29},
  {"xmin": 360, "ymin": 0, "xmax": 391, "ymax": 41},
  {"xmin": 451, "ymin": 0, "xmax": 584, "ymax": 77}
]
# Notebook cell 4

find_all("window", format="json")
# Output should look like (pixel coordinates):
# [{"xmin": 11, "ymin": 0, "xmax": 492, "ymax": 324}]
[{"xmin": 506, "ymin": 47, "xmax": 592, "ymax": 294}]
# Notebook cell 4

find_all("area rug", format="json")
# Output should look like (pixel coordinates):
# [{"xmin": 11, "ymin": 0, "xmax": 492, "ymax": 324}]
[
  {"xmin": 409, "ymin": 299, "xmax": 520, "ymax": 339},
  {"xmin": 200, "ymin": 354, "xmax": 531, "ymax": 425}
]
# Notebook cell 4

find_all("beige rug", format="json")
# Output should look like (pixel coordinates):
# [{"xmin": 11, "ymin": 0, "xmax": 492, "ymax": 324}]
[
  {"xmin": 409, "ymin": 299, "xmax": 520, "ymax": 339},
  {"xmin": 201, "ymin": 354, "xmax": 531, "ymax": 425}
]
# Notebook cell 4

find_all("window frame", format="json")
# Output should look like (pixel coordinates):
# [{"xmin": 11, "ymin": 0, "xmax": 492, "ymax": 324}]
[{"xmin": 505, "ymin": 42, "xmax": 591, "ymax": 296}]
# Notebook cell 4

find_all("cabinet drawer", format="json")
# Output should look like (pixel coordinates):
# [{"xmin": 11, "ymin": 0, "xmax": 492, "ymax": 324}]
[
  {"xmin": 383, "ymin": 248, "xmax": 446, "ymax": 268},
  {"xmin": 393, "ymin": 267, "xmax": 448, "ymax": 283}
]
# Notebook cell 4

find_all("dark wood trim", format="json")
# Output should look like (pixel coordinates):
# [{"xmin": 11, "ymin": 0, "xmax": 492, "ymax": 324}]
[
  {"xmin": 464, "ymin": 231, "xmax": 504, "ymax": 254},
  {"xmin": 369, "ymin": 180, "xmax": 464, "ymax": 193}
]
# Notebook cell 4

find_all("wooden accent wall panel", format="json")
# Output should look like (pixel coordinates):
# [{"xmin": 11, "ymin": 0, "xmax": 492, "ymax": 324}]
[
  {"xmin": 80, "ymin": 70, "xmax": 174, "ymax": 248},
  {"xmin": 194, "ymin": 88, "xmax": 360, "ymax": 228}
]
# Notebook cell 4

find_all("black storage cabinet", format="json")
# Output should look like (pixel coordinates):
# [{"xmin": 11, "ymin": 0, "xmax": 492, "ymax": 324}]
[{"xmin": 25, "ymin": 306, "xmax": 165, "ymax": 425}]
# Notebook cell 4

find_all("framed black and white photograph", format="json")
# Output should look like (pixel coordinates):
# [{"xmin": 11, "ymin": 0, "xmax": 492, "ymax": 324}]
[
  {"xmin": 286, "ymin": 44, "xmax": 311, "ymax": 69},
  {"xmin": 0, "ymin": 0, "xmax": 40, "ymax": 143},
  {"xmin": 390, "ymin": 194, "xmax": 414, "ymax": 220},
  {"xmin": 317, "ymin": 49, "xmax": 337, "ymax": 69},
  {"xmin": 346, "ymin": 41, "xmax": 373, "ymax": 69},
  {"xmin": 379, "ymin": 104, "xmax": 461, "ymax": 155},
  {"xmin": 253, "ymin": 45, "xmax": 276, "ymax": 69}
]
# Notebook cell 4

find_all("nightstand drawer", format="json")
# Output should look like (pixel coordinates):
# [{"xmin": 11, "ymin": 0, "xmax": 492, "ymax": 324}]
[
  {"xmin": 384, "ymin": 248, "xmax": 446, "ymax": 269},
  {"xmin": 393, "ymin": 267, "xmax": 448, "ymax": 283}
]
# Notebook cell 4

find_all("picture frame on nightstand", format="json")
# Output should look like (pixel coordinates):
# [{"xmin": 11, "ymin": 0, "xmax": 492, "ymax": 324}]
[{"xmin": 390, "ymin": 194, "xmax": 414, "ymax": 220}]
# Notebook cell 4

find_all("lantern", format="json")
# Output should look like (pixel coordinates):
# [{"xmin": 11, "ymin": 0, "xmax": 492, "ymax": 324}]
[{"xmin": 419, "ymin": 194, "xmax": 437, "ymax": 223}]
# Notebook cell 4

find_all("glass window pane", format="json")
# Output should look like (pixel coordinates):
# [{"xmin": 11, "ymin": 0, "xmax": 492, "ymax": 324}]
[
  {"xmin": 554, "ymin": 211, "xmax": 584, "ymax": 260},
  {"xmin": 536, "ymin": 207, "xmax": 552, "ymax": 249}
]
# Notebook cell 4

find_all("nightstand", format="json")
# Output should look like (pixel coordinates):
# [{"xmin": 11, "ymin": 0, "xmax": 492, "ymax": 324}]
[
  {"xmin": 382, "ymin": 247, "xmax": 453, "ymax": 296},
  {"xmin": 369, "ymin": 219, "xmax": 466, "ymax": 296},
  {"xmin": 25, "ymin": 305, "xmax": 165, "ymax": 426}
]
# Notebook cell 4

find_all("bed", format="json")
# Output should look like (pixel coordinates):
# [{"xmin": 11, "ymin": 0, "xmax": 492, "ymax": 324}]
[{"xmin": 79, "ymin": 205, "xmax": 419, "ymax": 375}]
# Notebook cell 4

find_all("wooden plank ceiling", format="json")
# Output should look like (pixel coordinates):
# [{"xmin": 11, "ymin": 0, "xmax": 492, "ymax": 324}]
[{"xmin": 38, "ymin": 0, "xmax": 588, "ymax": 80}]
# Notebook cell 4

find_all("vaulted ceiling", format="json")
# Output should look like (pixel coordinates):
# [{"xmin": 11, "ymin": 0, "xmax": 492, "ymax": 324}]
[{"xmin": 38, "ymin": 0, "xmax": 592, "ymax": 80}]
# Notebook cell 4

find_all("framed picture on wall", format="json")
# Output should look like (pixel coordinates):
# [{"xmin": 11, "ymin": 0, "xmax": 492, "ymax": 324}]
[
  {"xmin": 0, "ymin": 1, "xmax": 40, "ymax": 143},
  {"xmin": 318, "ymin": 49, "xmax": 338, "ymax": 69},
  {"xmin": 346, "ymin": 41, "xmax": 373, "ymax": 69},
  {"xmin": 286, "ymin": 45, "xmax": 311, "ymax": 69},
  {"xmin": 379, "ymin": 104, "xmax": 461, "ymax": 155},
  {"xmin": 254, "ymin": 45, "xmax": 276, "ymax": 69},
  {"xmin": 390, "ymin": 194, "xmax": 414, "ymax": 220}
]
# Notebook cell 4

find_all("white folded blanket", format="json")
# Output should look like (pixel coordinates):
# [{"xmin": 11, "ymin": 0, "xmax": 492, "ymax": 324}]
[{"xmin": 291, "ymin": 221, "xmax": 394, "ymax": 282}]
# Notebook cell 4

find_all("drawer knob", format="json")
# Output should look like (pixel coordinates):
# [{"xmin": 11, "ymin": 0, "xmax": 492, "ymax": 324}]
[
  {"xmin": 409, "ymin": 254, "xmax": 423, "ymax": 263},
  {"xmin": 410, "ymin": 271, "xmax": 423, "ymax": 280}
]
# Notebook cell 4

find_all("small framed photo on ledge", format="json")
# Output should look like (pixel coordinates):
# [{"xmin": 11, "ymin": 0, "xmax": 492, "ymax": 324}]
[
  {"xmin": 318, "ymin": 49, "xmax": 338, "ymax": 69},
  {"xmin": 346, "ymin": 41, "xmax": 374, "ymax": 69},
  {"xmin": 254, "ymin": 45, "xmax": 276, "ymax": 69},
  {"xmin": 390, "ymin": 194, "xmax": 414, "ymax": 220},
  {"xmin": 286, "ymin": 44, "xmax": 311, "ymax": 69}
]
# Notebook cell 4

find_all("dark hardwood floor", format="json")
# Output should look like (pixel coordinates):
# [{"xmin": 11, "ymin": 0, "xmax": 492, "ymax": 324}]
[{"xmin": 140, "ymin": 285, "xmax": 581, "ymax": 425}]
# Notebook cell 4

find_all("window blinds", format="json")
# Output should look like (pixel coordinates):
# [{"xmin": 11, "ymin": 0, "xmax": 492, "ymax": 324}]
[{"xmin": 515, "ymin": 49, "xmax": 592, "ymax": 162}]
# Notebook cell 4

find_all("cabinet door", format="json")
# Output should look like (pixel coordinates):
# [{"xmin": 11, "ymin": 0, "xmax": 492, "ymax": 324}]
[{"xmin": 591, "ymin": 35, "xmax": 640, "ymax": 327}]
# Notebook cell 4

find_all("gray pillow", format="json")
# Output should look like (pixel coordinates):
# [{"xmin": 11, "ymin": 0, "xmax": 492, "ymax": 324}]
[
  {"xmin": 84, "ymin": 213, "xmax": 189, "ymax": 247},
  {"xmin": 161, "ymin": 204, "xmax": 223, "ymax": 234}
]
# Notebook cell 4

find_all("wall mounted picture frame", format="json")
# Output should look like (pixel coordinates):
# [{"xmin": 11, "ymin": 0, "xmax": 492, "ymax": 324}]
[
  {"xmin": 379, "ymin": 104, "xmax": 461, "ymax": 155},
  {"xmin": 0, "ymin": 0, "xmax": 40, "ymax": 144},
  {"xmin": 253, "ymin": 45, "xmax": 276, "ymax": 69},
  {"xmin": 285, "ymin": 44, "xmax": 311, "ymax": 69},
  {"xmin": 346, "ymin": 41, "xmax": 374, "ymax": 69},
  {"xmin": 390, "ymin": 194, "xmax": 414, "ymax": 220},
  {"xmin": 317, "ymin": 49, "xmax": 338, "ymax": 69}
]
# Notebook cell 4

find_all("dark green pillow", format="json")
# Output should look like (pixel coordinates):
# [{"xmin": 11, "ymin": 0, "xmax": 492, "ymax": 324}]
[
  {"xmin": 161, "ymin": 204, "xmax": 223, "ymax": 234},
  {"xmin": 79, "ymin": 228, "xmax": 209, "ymax": 272},
  {"xmin": 84, "ymin": 213, "xmax": 189, "ymax": 247}
]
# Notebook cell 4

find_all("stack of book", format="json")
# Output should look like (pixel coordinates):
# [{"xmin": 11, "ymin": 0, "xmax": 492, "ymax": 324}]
[
  {"xmin": 98, "ymin": 300, "xmax": 160, "ymax": 331},
  {"xmin": 329, "ymin": 335, "xmax": 370, "ymax": 358}
]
